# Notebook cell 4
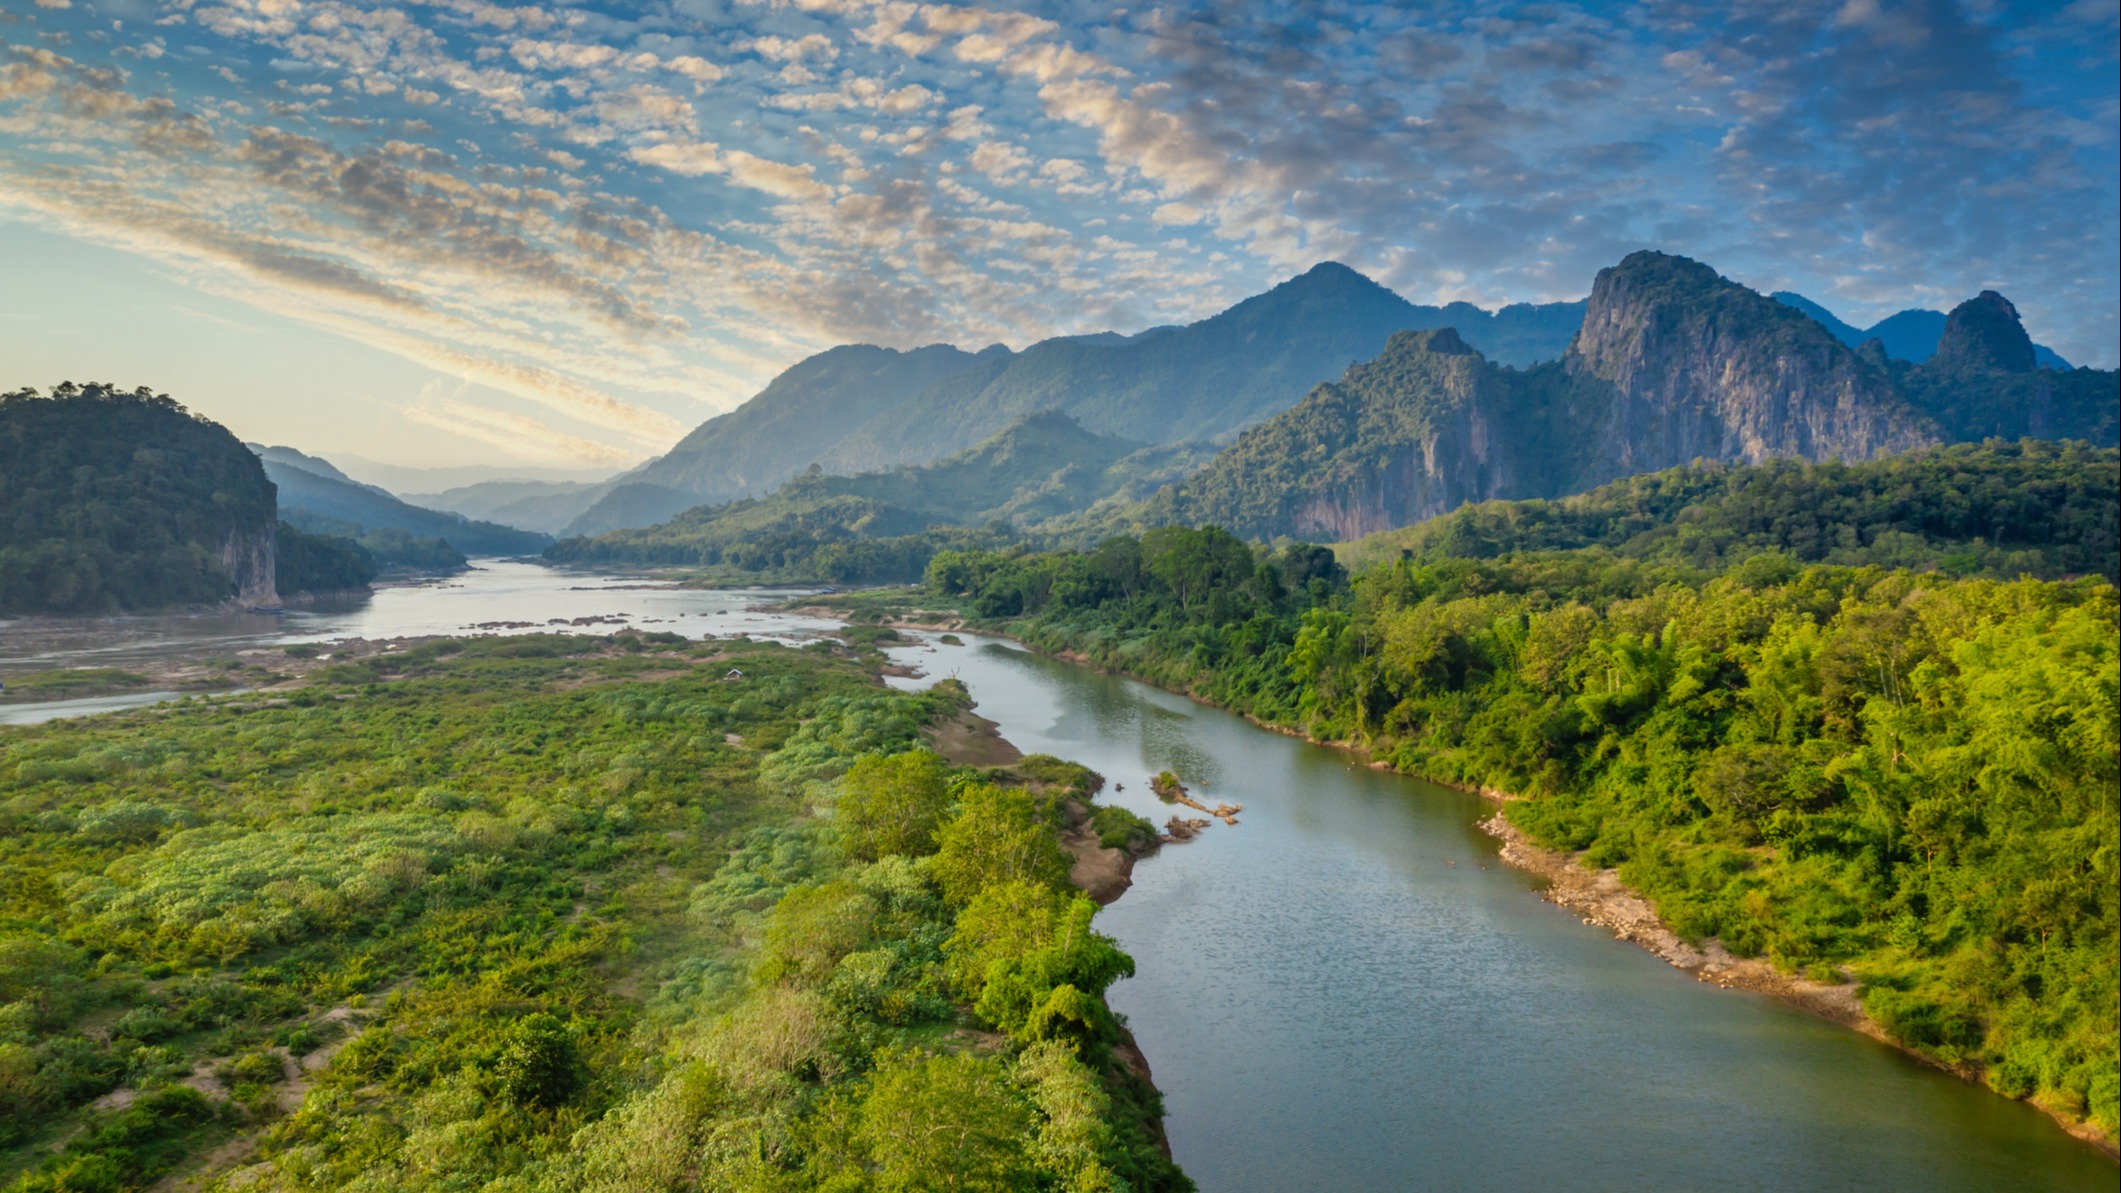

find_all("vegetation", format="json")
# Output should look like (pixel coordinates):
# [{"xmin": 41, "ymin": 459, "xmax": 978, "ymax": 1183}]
[
  {"xmin": 0, "ymin": 670, "xmax": 152, "ymax": 699},
  {"xmin": 260, "ymin": 454, "xmax": 548, "ymax": 558},
  {"xmin": 917, "ymin": 515, "xmax": 2120, "ymax": 1137},
  {"xmin": 0, "ymin": 636, "xmax": 1184, "ymax": 1191},
  {"xmin": 1154, "ymin": 255, "xmax": 2117, "ymax": 544},
  {"xmin": 583, "ymin": 264, "xmax": 1586, "ymax": 538},
  {"xmin": 1340, "ymin": 441, "xmax": 2120, "ymax": 582},
  {"xmin": 547, "ymin": 414, "xmax": 1209, "ymax": 584},
  {"xmin": 273, "ymin": 523, "xmax": 376, "ymax": 596},
  {"xmin": 278, "ymin": 514, "xmax": 467, "ymax": 576},
  {"xmin": 0, "ymin": 385, "xmax": 276, "ymax": 615}
]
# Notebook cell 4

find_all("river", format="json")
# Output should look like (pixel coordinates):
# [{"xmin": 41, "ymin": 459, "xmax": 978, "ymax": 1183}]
[
  {"xmin": 885, "ymin": 632, "xmax": 2117, "ymax": 1193},
  {"xmin": 2, "ymin": 564, "xmax": 2111, "ymax": 1189}
]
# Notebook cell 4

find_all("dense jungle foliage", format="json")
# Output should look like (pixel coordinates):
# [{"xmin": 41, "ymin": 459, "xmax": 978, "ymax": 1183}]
[
  {"xmin": 917, "ymin": 520, "xmax": 2120, "ymax": 1137},
  {"xmin": 272, "ymin": 524, "xmax": 376, "ymax": 596},
  {"xmin": 1340, "ymin": 441, "xmax": 2121, "ymax": 581},
  {"xmin": 0, "ymin": 386, "xmax": 276, "ymax": 615},
  {"xmin": 277, "ymin": 512, "xmax": 468, "ymax": 576},
  {"xmin": 0, "ymin": 636, "xmax": 1182, "ymax": 1191}
]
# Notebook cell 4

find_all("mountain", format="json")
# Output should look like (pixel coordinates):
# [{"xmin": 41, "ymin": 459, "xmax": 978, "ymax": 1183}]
[
  {"xmin": 564, "ymin": 265, "xmax": 1588, "ymax": 535},
  {"xmin": 1159, "ymin": 252, "xmax": 1943, "ymax": 541},
  {"xmin": 812, "ymin": 263, "xmax": 1577, "ymax": 480},
  {"xmin": 1898, "ymin": 292, "xmax": 2121, "ymax": 445},
  {"xmin": 1336, "ymin": 440, "xmax": 2120, "ymax": 582},
  {"xmin": 402, "ymin": 478, "xmax": 605, "ymax": 534},
  {"xmin": 549, "ymin": 412, "xmax": 1209, "ymax": 578},
  {"xmin": 329, "ymin": 455, "xmax": 617, "ymax": 494},
  {"xmin": 563, "ymin": 342, "xmax": 1007, "ymax": 535},
  {"xmin": 1, "ymin": 384, "xmax": 279, "ymax": 613},
  {"xmin": 257, "ymin": 451, "xmax": 552, "ymax": 556},
  {"xmin": 1771, "ymin": 291, "xmax": 2072, "ymax": 368},
  {"xmin": 251, "ymin": 444, "xmax": 395, "ymax": 497}
]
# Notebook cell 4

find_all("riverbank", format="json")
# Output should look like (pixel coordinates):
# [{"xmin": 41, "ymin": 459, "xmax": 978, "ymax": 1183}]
[
  {"xmin": 829, "ymin": 605, "xmax": 2119, "ymax": 1158},
  {"xmin": 1472, "ymin": 804, "xmax": 2119, "ymax": 1158}
]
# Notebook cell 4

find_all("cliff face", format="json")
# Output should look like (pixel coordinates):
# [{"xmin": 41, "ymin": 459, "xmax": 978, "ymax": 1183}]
[
  {"xmin": 1565, "ymin": 252, "xmax": 1936, "ymax": 473},
  {"xmin": 1168, "ymin": 252, "xmax": 1950, "ymax": 542},
  {"xmin": 222, "ymin": 521, "xmax": 280, "ymax": 607}
]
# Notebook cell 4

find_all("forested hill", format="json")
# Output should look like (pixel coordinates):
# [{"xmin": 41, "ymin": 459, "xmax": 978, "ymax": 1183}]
[
  {"xmin": 0, "ymin": 384, "xmax": 279, "ymax": 614},
  {"xmin": 549, "ymin": 412, "xmax": 1210, "ymax": 580},
  {"xmin": 257, "ymin": 450, "xmax": 551, "ymax": 557},
  {"xmin": 1338, "ymin": 441, "xmax": 2121, "ymax": 582},
  {"xmin": 1154, "ymin": 252, "xmax": 2117, "ymax": 542},
  {"xmin": 563, "ymin": 263, "xmax": 1587, "ymax": 536}
]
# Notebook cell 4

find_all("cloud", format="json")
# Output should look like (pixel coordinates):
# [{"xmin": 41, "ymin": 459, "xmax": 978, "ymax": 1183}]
[{"xmin": 0, "ymin": 0, "xmax": 2112, "ymax": 475}]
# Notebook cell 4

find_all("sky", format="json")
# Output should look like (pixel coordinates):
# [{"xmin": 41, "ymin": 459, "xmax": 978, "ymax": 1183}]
[{"xmin": 2, "ymin": 0, "xmax": 2115, "ymax": 473}]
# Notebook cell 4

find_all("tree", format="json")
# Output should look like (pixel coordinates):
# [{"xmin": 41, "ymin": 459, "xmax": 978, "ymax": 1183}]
[
  {"xmin": 931, "ymin": 784, "xmax": 1071, "ymax": 906},
  {"xmin": 855, "ymin": 1048, "xmax": 1035, "ymax": 1193},
  {"xmin": 836, "ymin": 750, "xmax": 953, "ymax": 860},
  {"xmin": 494, "ymin": 1012, "xmax": 583, "ymax": 1108}
]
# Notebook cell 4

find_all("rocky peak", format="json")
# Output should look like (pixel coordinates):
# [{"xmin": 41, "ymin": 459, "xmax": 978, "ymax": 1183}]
[
  {"xmin": 1564, "ymin": 249, "xmax": 1931, "ymax": 469},
  {"xmin": 1931, "ymin": 290, "xmax": 2038, "ymax": 374}
]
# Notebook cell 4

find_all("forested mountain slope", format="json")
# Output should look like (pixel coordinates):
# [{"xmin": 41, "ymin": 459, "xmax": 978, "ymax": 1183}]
[
  {"xmin": 400, "ymin": 478, "xmax": 605, "ymax": 534},
  {"xmin": 1338, "ymin": 441, "xmax": 2120, "ymax": 582},
  {"xmin": 565, "ymin": 342, "xmax": 1008, "ymax": 535},
  {"xmin": 1157, "ymin": 253, "xmax": 2115, "ymax": 542},
  {"xmin": 0, "ymin": 384, "xmax": 279, "ymax": 613},
  {"xmin": 567, "ymin": 265, "xmax": 1587, "ymax": 535},
  {"xmin": 813, "ymin": 263, "xmax": 1572, "ymax": 479},
  {"xmin": 1897, "ymin": 292, "xmax": 2120, "ymax": 445},
  {"xmin": 258, "ymin": 453, "xmax": 550, "ymax": 557},
  {"xmin": 550, "ymin": 413, "xmax": 1209, "ymax": 580}
]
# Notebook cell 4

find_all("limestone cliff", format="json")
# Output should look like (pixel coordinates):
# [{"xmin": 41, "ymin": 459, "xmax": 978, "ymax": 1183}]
[
  {"xmin": 1565, "ymin": 252, "xmax": 1936, "ymax": 473},
  {"xmin": 222, "ymin": 522, "xmax": 281, "ymax": 607},
  {"xmin": 1165, "ymin": 252, "xmax": 1950, "ymax": 541}
]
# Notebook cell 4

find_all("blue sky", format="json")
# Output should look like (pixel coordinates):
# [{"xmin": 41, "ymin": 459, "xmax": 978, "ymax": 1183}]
[{"xmin": 2, "ymin": 0, "xmax": 2115, "ymax": 471}]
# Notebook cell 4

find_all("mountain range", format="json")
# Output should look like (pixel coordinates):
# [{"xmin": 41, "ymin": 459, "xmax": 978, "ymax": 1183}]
[
  {"xmin": 550, "ymin": 264, "xmax": 1590, "ymax": 536},
  {"xmin": 1772, "ymin": 292, "xmax": 2072, "ymax": 369},
  {"xmin": 1153, "ymin": 253, "xmax": 2116, "ymax": 541},
  {"xmin": 527, "ymin": 261, "xmax": 2077, "ymax": 541},
  {"xmin": 252, "ymin": 445, "xmax": 551, "ymax": 556},
  {"xmin": 552, "ymin": 250, "xmax": 2117, "ymax": 575}
]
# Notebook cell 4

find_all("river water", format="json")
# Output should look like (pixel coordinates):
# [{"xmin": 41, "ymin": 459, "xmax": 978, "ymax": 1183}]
[
  {"xmin": 886, "ymin": 632, "xmax": 2117, "ymax": 1193},
  {"xmin": 2, "ymin": 566, "xmax": 2111, "ymax": 1189}
]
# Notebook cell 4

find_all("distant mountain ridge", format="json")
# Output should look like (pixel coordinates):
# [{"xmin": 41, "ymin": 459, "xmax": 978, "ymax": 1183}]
[
  {"xmin": 560, "ymin": 263, "xmax": 1589, "ymax": 536},
  {"xmin": 1154, "ymin": 252, "xmax": 2117, "ymax": 542},
  {"xmin": 1771, "ymin": 291, "xmax": 2072, "ymax": 369},
  {"xmin": 550, "ymin": 412, "xmax": 1213, "ymax": 576},
  {"xmin": 254, "ymin": 447, "xmax": 551, "ymax": 556}
]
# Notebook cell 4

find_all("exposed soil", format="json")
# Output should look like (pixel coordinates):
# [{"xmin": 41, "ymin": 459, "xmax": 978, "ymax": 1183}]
[
  {"xmin": 922, "ymin": 708, "xmax": 1023, "ymax": 767},
  {"xmin": 1062, "ymin": 821, "xmax": 1135, "ymax": 905},
  {"xmin": 1478, "ymin": 810, "xmax": 1870, "ymax": 1026},
  {"xmin": 1479, "ymin": 806, "xmax": 2117, "ymax": 1158}
]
